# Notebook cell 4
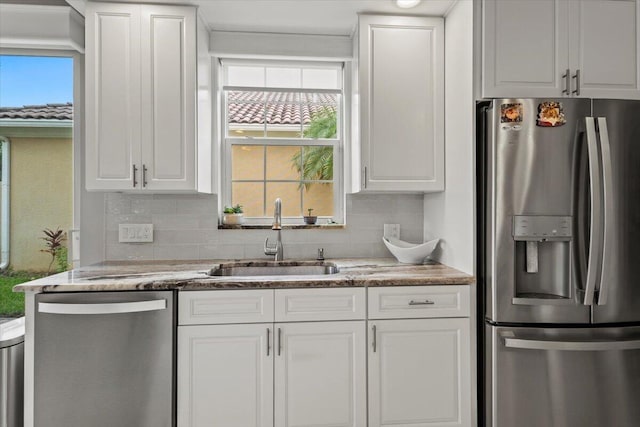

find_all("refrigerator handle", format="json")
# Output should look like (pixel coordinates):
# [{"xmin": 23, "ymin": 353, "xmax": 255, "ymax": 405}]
[
  {"xmin": 583, "ymin": 118, "xmax": 603, "ymax": 306},
  {"xmin": 504, "ymin": 336, "xmax": 640, "ymax": 351},
  {"xmin": 596, "ymin": 117, "xmax": 614, "ymax": 306}
]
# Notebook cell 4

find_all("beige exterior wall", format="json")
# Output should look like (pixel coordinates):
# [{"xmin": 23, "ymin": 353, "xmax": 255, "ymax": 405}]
[
  {"xmin": 6, "ymin": 137, "xmax": 72, "ymax": 271},
  {"xmin": 230, "ymin": 129, "xmax": 334, "ymax": 217}
]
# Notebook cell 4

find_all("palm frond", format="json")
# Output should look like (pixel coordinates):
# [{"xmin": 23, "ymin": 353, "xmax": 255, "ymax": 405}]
[{"xmin": 291, "ymin": 109, "xmax": 337, "ymax": 190}]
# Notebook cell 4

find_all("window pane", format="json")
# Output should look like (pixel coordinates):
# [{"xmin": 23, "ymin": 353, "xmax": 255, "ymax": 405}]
[
  {"xmin": 304, "ymin": 183, "xmax": 334, "ymax": 217},
  {"xmin": 232, "ymin": 145, "xmax": 264, "ymax": 180},
  {"xmin": 265, "ymin": 92, "xmax": 301, "ymax": 137},
  {"xmin": 227, "ymin": 65, "xmax": 264, "ymax": 86},
  {"xmin": 300, "ymin": 146, "xmax": 333, "ymax": 181},
  {"xmin": 223, "ymin": 61, "xmax": 342, "ymax": 222},
  {"xmin": 302, "ymin": 93, "xmax": 338, "ymax": 138},
  {"xmin": 266, "ymin": 67, "xmax": 301, "ymax": 88},
  {"xmin": 232, "ymin": 182, "xmax": 264, "ymax": 217},
  {"xmin": 266, "ymin": 146, "xmax": 301, "ymax": 180},
  {"xmin": 228, "ymin": 91, "xmax": 264, "ymax": 137},
  {"xmin": 302, "ymin": 68, "xmax": 339, "ymax": 89},
  {"xmin": 266, "ymin": 183, "xmax": 301, "ymax": 217}
]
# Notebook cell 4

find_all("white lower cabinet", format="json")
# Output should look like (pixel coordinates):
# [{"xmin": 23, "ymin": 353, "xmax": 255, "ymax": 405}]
[
  {"xmin": 368, "ymin": 318, "xmax": 471, "ymax": 427},
  {"xmin": 178, "ymin": 287, "xmax": 470, "ymax": 427},
  {"xmin": 178, "ymin": 288, "xmax": 367, "ymax": 427},
  {"xmin": 275, "ymin": 321, "xmax": 366, "ymax": 427},
  {"xmin": 177, "ymin": 323, "xmax": 273, "ymax": 427}
]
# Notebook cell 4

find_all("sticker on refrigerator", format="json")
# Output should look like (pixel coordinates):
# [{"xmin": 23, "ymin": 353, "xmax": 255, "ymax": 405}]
[
  {"xmin": 537, "ymin": 101, "xmax": 566, "ymax": 127},
  {"xmin": 501, "ymin": 103, "xmax": 523, "ymax": 123}
]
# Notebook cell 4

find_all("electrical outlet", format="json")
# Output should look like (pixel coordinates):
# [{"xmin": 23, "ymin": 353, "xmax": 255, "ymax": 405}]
[
  {"xmin": 383, "ymin": 224, "xmax": 400, "ymax": 240},
  {"xmin": 119, "ymin": 224, "xmax": 154, "ymax": 243}
]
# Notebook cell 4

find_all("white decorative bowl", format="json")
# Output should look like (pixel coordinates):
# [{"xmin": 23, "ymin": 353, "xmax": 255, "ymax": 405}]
[{"xmin": 382, "ymin": 236, "xmax": 439, "ymax": 264}]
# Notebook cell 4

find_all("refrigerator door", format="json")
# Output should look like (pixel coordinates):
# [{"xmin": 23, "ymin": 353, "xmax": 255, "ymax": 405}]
[
  {"xmin": 484, "ymin": 98, "xmax": 592, "ymax": 324},
  {"xmin": 485, "ymin": 324, "xmax": 640, "ymax": 427},
  {"xmin": 592, "ymin": 100, "xmax": 640, "ymax": 324}
]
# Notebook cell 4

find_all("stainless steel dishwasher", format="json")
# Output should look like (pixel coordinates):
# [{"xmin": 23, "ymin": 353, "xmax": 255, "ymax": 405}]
[{"xmin": 34, "ymin": 291, "xmax": 175, "ymax": 427}]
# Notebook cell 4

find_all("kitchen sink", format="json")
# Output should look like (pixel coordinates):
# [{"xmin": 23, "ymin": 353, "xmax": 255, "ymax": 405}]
[{"xmin": 208, "ymin": 262, "xmax": 339, "ymax": 277}]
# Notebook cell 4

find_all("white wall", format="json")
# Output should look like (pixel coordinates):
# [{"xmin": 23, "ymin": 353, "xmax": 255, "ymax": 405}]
[
  {"xmin": 103, "ymin": 193, "xmax": 424, "ymax": 261},
  {"xmin": 423, "ymin": 0, "xmax": 475, "ymax": 274}
]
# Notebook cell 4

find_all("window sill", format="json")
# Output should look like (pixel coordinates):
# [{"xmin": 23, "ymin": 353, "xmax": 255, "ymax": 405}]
[{"xmin": 218, "ymin": 224, "xmax": 346, "ymax": 230}]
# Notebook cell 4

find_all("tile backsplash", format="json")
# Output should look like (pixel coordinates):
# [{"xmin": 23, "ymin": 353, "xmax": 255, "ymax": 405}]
[{"xmin": 104, "ymin": 193, "xmax": 424, "ymax": 261}]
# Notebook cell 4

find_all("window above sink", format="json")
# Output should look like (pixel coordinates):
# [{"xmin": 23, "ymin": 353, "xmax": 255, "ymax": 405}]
[{"xmin": 219, "ymin": 60, "xmax": 345, "ymax": 226}]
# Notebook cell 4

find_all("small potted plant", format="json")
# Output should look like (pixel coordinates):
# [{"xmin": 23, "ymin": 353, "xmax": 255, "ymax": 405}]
[
  {"xmin": 223, "ymin": 204, "xmax": 245, "ymax": 225},
  {"xmin": 303, "ymin": 208, "xmax": 317, "ymax": 225}
]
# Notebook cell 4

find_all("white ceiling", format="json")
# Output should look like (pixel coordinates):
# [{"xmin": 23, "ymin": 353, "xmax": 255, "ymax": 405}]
[{"xmin": 89, "ymin": 0, "xmax": 458, "ymax": 36}]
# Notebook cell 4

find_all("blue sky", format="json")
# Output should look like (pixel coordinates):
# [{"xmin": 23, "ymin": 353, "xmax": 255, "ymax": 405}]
[{"xmin": 0, "ymin": 55, "xmax": 73, "ymax": 108}]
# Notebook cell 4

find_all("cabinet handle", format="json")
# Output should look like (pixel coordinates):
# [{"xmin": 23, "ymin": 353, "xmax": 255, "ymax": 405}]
[
  {"xmin": 363, "ymin": 166, "xmax": 367, "ymax": 189},
  {"xmin": 277, "ymin": 327, "xmax": 282, "ymax": 356},
  {"xmin": 266, "ymin": 327, "xmax": 271, "ymax": 356},
  {"xmin": 142, "ymin": 164, "xmax": 148, "ymax": 188},
  {"xmin": 372, "ymin": 324, "xmax": 377, "ymax": 353},
  {"xmin": 132, "ymin": 164, "xmax": 138, "ymax": 188},
  {"xmin": 408, "ymin": 299, "xmax": 435, "ymax": 306},
  {"xmin": 562, "ymin": 69, "xmax": 571, "ymax": 95},
  {"xmin": 572, "ymin": 69, "xmax": 581, "ymax": 96}
]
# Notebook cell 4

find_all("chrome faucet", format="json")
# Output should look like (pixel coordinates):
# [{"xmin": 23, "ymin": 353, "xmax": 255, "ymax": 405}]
[{"xmin": 264, "ymin": 198, "xmax": 284, "ymax": 261}]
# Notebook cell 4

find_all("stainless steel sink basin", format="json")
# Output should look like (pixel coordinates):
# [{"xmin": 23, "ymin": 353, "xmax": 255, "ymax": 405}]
[{"xmin": 209, "ymin": 262, "xmax": 339, "ymax": 277}]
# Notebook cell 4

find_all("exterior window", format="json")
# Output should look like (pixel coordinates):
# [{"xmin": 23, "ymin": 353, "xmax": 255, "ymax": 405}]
[{"xmin": 221, "ymin": 60, "xmax": 343, "ymax": 224}]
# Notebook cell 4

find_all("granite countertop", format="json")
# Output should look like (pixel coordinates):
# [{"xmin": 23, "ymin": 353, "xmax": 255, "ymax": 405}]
[{"xmin": 13, "ymin": 258, "xmax": 475, "ymax": 293}]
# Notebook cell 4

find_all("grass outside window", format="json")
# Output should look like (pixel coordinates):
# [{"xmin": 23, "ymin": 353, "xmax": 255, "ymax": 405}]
[{"xmin": 0, "ymin": 271, "xmax": 44, "ymax": 317}]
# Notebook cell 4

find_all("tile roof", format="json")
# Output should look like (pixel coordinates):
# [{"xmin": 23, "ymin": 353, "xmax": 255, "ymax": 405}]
[
  {"xmin": 228, "ymin": 91, "xmax": 336, "ymax": 125},
  {"xmin": 0, "ymin": 93, "xmax": 334, "ymax": 125},
  {"xmin": 0, "ymin": 103, "xmax": 73, "ymax": 120}
]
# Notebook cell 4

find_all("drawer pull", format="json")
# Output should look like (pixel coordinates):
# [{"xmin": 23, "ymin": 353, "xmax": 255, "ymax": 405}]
[{"xmin": 408, "ymin": 300, "xmax": 435, "ymax": 306}]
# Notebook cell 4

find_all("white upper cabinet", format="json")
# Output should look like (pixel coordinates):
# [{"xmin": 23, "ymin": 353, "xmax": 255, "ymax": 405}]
[
  {"xmin": 483, "ymin": 0, "xmax": 570, "ymax": 98},
  {"xmin": 85, "ymin": 2, "xmax": 140, "ymax": 190},
  {"xmin": 140, "ymin": 5, "xmax": 196, "ymax": 191},
  {"xmin": 86, "ymin": 2, "xmax": 198, "ymax": 191},
  {"xmin": 569, "ymin": 0, "xmax": 640, "ymax": 98},
  {"xmin": 482, "ymin": 0, "xmax": 640, "ymax": 99},
  {"xmin": 355, "ymin": 15, "xmax": 444, "ymax": 193}
]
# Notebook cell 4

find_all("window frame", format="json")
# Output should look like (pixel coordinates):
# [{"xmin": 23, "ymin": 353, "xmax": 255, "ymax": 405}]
[{"xmin": 220, "ymin": 59, "xmax": 345, "ymax": 225}]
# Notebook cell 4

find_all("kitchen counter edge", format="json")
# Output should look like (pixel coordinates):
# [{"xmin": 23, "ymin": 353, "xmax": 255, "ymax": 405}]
[{"xmin": 13, "ymin": 258, "xmax": 475, "ymax": 293}]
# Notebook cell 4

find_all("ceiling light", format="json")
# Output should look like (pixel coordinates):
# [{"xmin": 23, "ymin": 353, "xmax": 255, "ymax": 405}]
[{"xmin": 396, "ymin": 0, "xmax": 421, "ymax": 8}]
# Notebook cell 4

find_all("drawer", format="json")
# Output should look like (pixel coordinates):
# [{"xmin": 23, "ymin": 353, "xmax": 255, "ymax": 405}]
[
  {"xmin": 275, "ymin": 288, "xmax": 366, "ymax": 322},
  {"xmin": 368, "ymin": 285, "xmax": 470, "ymax": 319},
  {"xmin": 178, "ymin": 290, "xmax": 274, "ymax": 325}
]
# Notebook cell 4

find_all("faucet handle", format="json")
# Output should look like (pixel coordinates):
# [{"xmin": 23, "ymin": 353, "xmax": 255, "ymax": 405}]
[
  {"xmin": 264, "ymin": 237, "xmax": 276, "ymax": 255},
  {"xmin": 317, "ymin": 248, "xmax": 325, "ymax": 261}
]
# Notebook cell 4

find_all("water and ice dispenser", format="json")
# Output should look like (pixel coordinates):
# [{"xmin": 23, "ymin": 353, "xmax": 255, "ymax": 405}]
[{"xmin": 512, "ymin": 215, "xmax": 573, "ymax": 302}]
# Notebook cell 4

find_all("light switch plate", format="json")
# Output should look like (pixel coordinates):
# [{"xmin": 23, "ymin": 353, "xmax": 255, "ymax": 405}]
[
  {"xmin": 384, "ymin": 224, "xmax": 400, "ymax": 240},
  {"xmin": 119, "ymin": 224, "xmax": 154, "ymax": 243}
]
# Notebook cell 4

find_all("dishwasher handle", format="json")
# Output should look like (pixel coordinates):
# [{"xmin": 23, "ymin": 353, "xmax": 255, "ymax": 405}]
[{"xmin": 38, "ymin": 299, "xmax": 167, "ymax": 315}]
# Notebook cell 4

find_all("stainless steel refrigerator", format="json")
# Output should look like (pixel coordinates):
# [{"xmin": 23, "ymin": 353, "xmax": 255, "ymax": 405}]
[{"xmin": 478, "ymin": 98, "xmax": 640, "ymax": 427}]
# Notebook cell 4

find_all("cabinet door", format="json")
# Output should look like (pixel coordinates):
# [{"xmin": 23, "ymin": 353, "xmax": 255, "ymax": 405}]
[
  {"xmin": 359, "ymin": 15, "xmax": 444, "ymax": 192},
  {"xmin": 368, "ymin": 319, "xmax": 471, "ymax": 427},
  {"xmin": 482, "ymin": 0, "xmax": 570, "ymax": 98},
  {"xmin": 85, "ymin": 2, "xmax": 141, "ymax": 190},
  {"xmin": 274, "ymin": 321, "xmax": 366, "ymax": 427},
  {"xmin": 140, "ymin": 5, "xmax": 197, "ymax": 191},
  {"xmin": 569, "ymin": 0, "xmax": 640, "ymax": 99},
  {"xmin": 177, "ymin": 324, "xmax": 273, "ymax": 427}
]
